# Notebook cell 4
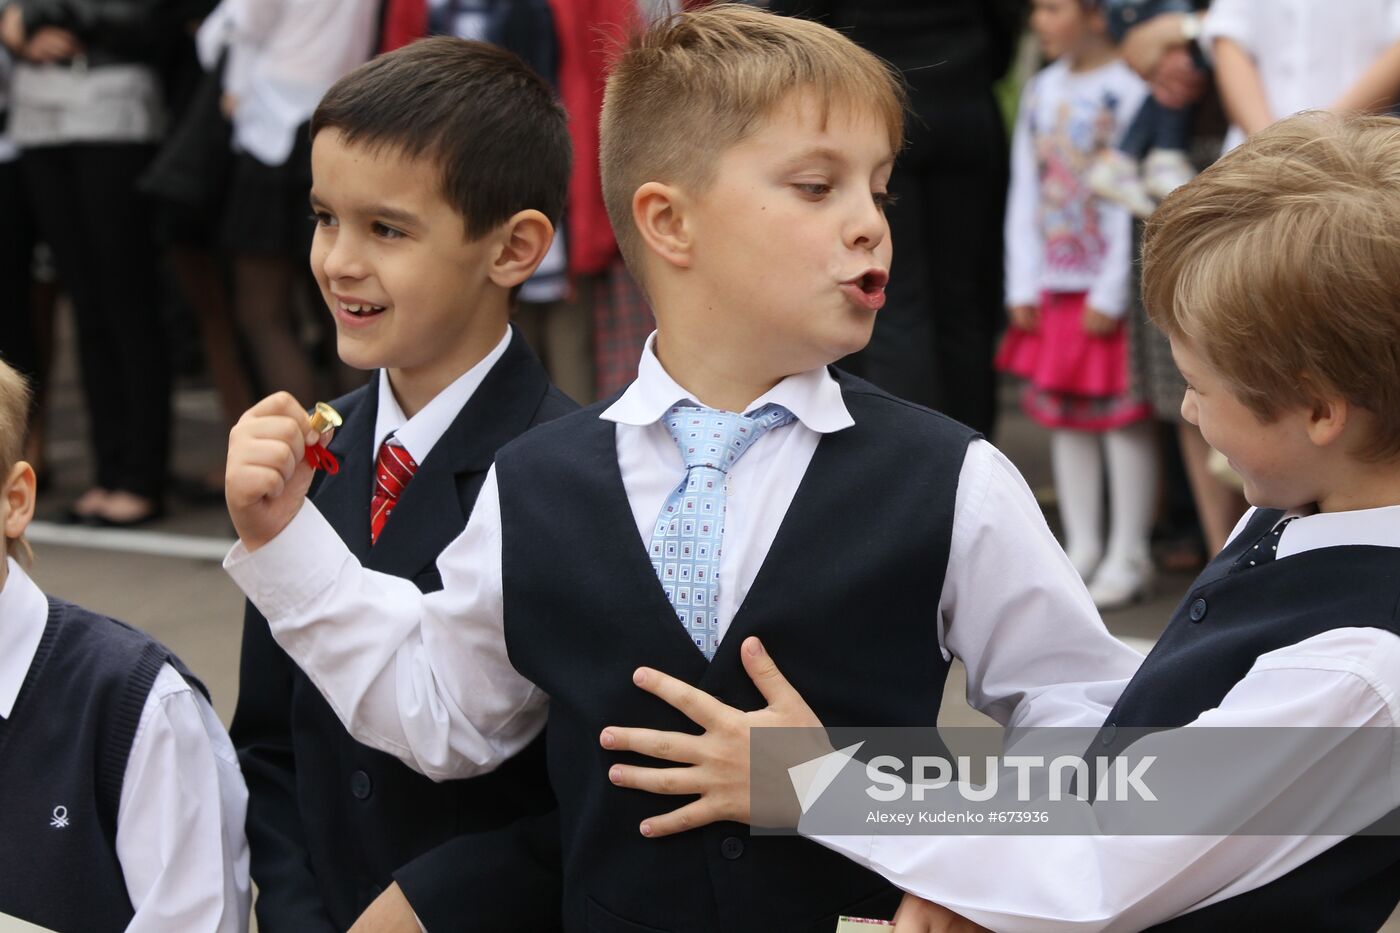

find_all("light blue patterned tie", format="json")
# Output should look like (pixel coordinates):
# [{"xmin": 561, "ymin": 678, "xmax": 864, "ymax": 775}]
[{"xmin": 649, "ymin": 403, "xmax": 796, "ymax": 660}]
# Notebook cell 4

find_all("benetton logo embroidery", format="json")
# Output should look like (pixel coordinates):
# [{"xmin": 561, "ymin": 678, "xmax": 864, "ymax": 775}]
[{"xmin": 49, "ymin": 805, "xmax": 69, "ymax": 828}]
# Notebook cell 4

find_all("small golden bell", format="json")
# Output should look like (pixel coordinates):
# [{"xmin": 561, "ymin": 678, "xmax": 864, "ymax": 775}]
[{"xmin": 308, "ymin": 401, "xmax": 343, "ymax": 436}]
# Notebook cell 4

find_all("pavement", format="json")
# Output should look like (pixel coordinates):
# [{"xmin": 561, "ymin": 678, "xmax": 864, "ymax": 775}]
[{"xmin": 20, "ymin": 312, "xmax": 1399, "ymax": 930}]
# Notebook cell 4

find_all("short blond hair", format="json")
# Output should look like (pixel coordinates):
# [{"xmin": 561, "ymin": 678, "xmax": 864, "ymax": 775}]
[
  {"xmin": 0, "ymin": 359, "xmax": 34, "ymax": 564},
  {"xmin": 1143, "ymin": 112, "xmax": 1400, "ymax": 461},
  {"xmin": 600, "ymin": 3, "xmax": 905, "ymax": 276}
]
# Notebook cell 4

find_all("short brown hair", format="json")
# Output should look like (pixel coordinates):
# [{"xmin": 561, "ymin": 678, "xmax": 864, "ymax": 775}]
[
  {"xmin": 311, "ymin": 37, "xmax": 571, "ymax": 238},
  {"xmin": 0, "ymin": 359, "xmax": 33, "ymax": 564},
  {"xmin": 1142, "ymin": 112, "xmax": 1400, "ymax": 460},
  {"xmin": 600, "ymin": 4, "xmax": 905, "ymax": 275}
]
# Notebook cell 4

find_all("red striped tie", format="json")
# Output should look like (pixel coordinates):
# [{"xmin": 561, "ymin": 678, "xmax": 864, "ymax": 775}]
[{"xmin": 370, "ymin": 438, "xmax": 418, "ymax": 544}]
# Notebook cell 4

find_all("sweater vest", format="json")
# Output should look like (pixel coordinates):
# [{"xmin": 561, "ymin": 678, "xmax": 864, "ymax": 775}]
[
  {"xmin": 1097, "ymin": 508, "xmax": 1400, "ymax": 931},
  {"xmin": 0, "ymin": 598, "xmax": 207, "ymax": 933},
  {"xmin": 496, "ymin": 372, "xmax": 977, "ymax": 933}
]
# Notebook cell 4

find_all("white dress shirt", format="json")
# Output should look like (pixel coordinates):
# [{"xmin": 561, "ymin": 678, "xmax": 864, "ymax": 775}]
[
  {"xmin": 0, "ymin": 559, "xmax": 251, "ymax": 933},
  {"xmin": 809, "ymin": 505, "xmax": 1400, "ymax": 933},
  {"xmin": 1203, "ymin": 0, "xmax": 1400, "ymax": 152},
  {"xmin": 371, "ymin": 326, "xmax": 513, "ymax": 464},
  {"xmin": 197, "ymin": 0, "xmax": 379, "ymax": 166},
  {"xmin": 1004, "ymin": 58, "xmax": 1146, "ymax": 318},
  {"xmin": 227, "ymin": 334, "xmax": 1143, "ymax": 782}
]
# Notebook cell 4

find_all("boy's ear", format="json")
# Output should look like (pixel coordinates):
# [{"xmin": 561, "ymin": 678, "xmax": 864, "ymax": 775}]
[
  {"xmin": 1305, "ymin": 391, "xmax": 1349, "ymax": 449},
  {"xmin": 488, "ymin": 210, "xmax": 554, "ymax": 288},
  {"xmin": 2, "ymin": 462, "xmax": 36, "ymax": 543},
  {"xmin": 633, "ymin": 182, "xmax": 692, "ymax": 270}
]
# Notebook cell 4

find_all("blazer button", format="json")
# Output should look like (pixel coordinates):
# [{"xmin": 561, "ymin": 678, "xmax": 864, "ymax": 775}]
[
  {"xmin": 1188, "ymin": 598, "xmax": 1208, "ymax": 622},
  {"xmin": 1100, "ymin": 723, "xmax": 1118, "ymax": 747},
  {"xmin": 351, "ymin": 770, "xmax": 373, "ymax": 800},
  {"xmin": 720, "ymin": 836, "xmax": 745, "ymax": 860}
]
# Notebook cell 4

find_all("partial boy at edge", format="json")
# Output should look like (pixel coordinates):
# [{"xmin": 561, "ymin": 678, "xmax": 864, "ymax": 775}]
[{"xmin": 0, "ymin": 359, "xmax": 250, "ymax": 933}]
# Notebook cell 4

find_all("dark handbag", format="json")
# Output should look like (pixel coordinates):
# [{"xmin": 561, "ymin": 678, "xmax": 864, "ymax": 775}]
[{"xmin": 138, "ymin": 49, "xmax": 231, "ymax": 211}]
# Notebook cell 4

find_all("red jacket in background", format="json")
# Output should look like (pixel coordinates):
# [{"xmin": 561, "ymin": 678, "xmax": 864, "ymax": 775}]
[{"xmin": 547, "ymin": 0, "xmax": 637, "ymax": 277}]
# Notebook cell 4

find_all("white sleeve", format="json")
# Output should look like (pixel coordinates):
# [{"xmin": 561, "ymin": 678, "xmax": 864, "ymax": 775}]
[
  {"xmin": 216, "ymin": 0, "xmax": 284, "ymax": 100},
  {"xmin": 1087, "ymin": 69, "xmax": 1147, "ymax": 318},
  {"xmin": 1086, "ymin": 196, "xmax": 1134, "ymax": 317},
  {"xmin": 194, "ymin": 2, "xmax": 235, "ymax": 70},
  {"xmin": 224, "ymin": 467, "xmax": 548, "ymax": 781},
  {"xmin": 809, "ymin": 628, "xmax": 1400, "ymax": 932},
  {"xmin": 1201, "ymin": 0, "xmax": 1257, "ymax": 59},
  {"xmin": 117, "ymin": 666, "xmax": 251, "ymax": 933},
  {"xmin": 938, "ymin": 441, "xmax": 1142, "ymax": 729},
  {"xmin": 226, "ymin": 0, "xmax": 286, "ymax": 45},
  {"xmin": 1005, "ymin": 77, "xmax": 1043, "ymax": 309}
]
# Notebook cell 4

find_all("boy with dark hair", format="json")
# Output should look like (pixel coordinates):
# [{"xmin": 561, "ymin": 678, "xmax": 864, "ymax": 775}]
[
  {"xmin": 222, "ymin": 6, "xmax": 1142, "ymax": 930},
  {"xmin": 228, "ymin": 37, "xmax": 574, "ymax": 932},
  {"xmin": 0, "ymin": 359, "xmax": 250, "ymax": 933}
]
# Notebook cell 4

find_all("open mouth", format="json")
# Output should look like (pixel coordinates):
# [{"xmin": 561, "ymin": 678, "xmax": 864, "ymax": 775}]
[
  {"xmin": 851, "ymin": 269, "xmax": 889, "ymax": 295},
  {"xmin": 337, "ymin": 300, "xmax": 387, "ymax": 318},
  {"xmin": 840, "ymin": 269, "xmax": 889, "ymax": 311}
]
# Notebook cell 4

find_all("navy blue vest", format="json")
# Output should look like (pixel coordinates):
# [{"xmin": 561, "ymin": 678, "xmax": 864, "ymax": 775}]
[
  {"xmin": 496, "ymin": 372, "xmax": 977, "ymax": 933},
  {"xmin": 0, "ymin": 598, "xmax": 207, "ymax": 933},
  {"xmin": 1098, "ymin": 508, "xmax": 1400, "ymax": 931}
]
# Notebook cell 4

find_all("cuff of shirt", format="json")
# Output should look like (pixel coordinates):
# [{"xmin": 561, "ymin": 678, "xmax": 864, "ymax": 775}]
[
  {"xmin": 223, "ymin": 501, "xmax": 344, "ymax": 620},
  {"xmin": 1085, "ymin": 290, "xmax": 1127, "ymax": 319}
]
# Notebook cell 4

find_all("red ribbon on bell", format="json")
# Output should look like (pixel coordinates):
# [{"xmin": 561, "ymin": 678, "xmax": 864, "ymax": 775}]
[{"xmin": 303, "ymin": 402, "xmax": 343, "ymax": 474}]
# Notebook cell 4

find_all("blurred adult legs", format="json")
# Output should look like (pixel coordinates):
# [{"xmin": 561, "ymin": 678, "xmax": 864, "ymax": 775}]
[
  {"xmin": 22, "ymin": 143, "xmax": 171, "ymax": 508},
  {"xmin": 168, "ymin": 245, "xmax": 254, "ymax": 430},
  {"xmin": 233, "ymin": 252, "xmax": 317, "ymax": 404}
]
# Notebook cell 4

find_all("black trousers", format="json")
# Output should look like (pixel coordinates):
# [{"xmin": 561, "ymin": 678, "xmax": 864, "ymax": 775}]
[
  {"xmin": 0, "ymin": 159, "xmax": 40, "ymax": 414},
  {"xmin": 22, "ymin": 144, "xmax": 170, "ymax": 499},
  {"xmin": 841, "ymin": 91, "xmax": 1008, "ymax": 438}
]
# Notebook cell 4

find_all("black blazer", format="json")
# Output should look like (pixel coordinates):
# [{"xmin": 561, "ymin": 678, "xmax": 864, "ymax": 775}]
[{"xmin": 232, "ymin": 330, "xmax": 575, "ymax": 932}]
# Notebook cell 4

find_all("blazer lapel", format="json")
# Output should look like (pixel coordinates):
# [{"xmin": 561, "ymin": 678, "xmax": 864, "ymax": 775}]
[
  {"xmin": 311, "ymin": 384, "xmax": 378, "ymax": 564},
  {"xmin": 370, "ymin": 326, "xmax": 552, "ymax": 577}
]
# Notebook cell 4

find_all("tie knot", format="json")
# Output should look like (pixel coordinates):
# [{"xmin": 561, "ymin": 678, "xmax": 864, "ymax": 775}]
[
  {"xmin": 375, "ymin": 437, "xmax": 418, "ymax": 500},
  {"xmin": 661, "ymin": 403, "xmax": 795, "ymax": 474}
]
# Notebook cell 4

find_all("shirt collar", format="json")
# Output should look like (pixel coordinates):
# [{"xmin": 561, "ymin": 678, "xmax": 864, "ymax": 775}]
[
  {"xmin": 372, "ymin": 326, "xmax": 513, "ymax": 463},
  {"xmin": 0, "ymin": 559, "xmax": 50, "ymax": 718},
  {"xmin": 600, "ymin": 332, "xmax": 854, "ymax": 432},
  {"xmin": 1275, "ymin": 503, "xmax": 1400, "ymax": 560}
]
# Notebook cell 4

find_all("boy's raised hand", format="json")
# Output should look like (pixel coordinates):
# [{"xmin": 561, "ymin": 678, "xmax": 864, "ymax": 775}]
[
  {"xmin": 600, "ymin": 636, "xmax": 828, "ymax": 838},
  {"xmin": 225, "ymin": 392, "xmax": 323, "ymax": 551}
]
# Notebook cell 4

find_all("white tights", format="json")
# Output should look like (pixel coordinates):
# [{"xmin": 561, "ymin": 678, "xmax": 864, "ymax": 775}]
[{"xmin": 1049, "ymin": 421, "xmax": 1158, "ymax": 580}]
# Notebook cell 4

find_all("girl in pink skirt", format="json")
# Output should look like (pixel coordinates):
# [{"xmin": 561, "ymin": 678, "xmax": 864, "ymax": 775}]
[{"xmin": 997, "ymin": 0, "xmax": 1157, "ymax": 609}]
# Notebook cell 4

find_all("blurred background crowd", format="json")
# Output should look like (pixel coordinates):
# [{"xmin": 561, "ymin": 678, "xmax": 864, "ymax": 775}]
[{"xmin": 2, "ymin": 0, "xmax": 1398, "ymax": 609}]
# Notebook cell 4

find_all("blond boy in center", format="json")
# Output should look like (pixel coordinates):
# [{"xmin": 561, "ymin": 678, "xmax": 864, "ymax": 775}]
[
  {"xmin": 222, "ymin": 7, "xmax": 1142, "ymax": 930},
  {"xmin": 610, "ymin": 113, "xmax": 1400, "ymax": 933}
]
